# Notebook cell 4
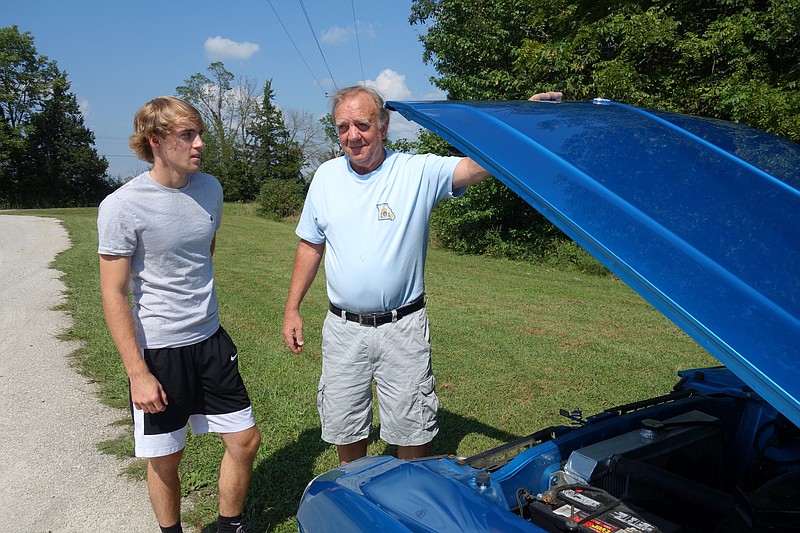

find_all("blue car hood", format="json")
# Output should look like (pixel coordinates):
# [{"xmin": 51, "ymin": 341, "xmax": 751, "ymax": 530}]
[{"xmin": 386, "ymin": 99, "xmax": 800, "ymax": 428}]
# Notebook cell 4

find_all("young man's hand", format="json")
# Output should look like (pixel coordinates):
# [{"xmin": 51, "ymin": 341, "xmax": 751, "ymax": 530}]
[{"xmin": 130, "ymin": 370, "xmax": 168, "ymax": 413}]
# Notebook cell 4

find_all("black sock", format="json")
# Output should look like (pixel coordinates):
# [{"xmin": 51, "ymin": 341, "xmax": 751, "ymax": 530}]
[
  {"xmin": 217, "ymin": 514, "xmax": 243, "ymax": 533},
  {"xmin": 159, "ymin": 523, "xmax": 183, "ymax": 533}
]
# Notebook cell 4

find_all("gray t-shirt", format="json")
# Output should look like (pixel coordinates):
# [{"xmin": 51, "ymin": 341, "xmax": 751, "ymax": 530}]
[{"xmin": 97, "ymin": 171, "xmax": 223, "ymax": 349}]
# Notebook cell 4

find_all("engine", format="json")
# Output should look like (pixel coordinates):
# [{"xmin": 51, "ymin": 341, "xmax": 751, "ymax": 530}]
[{"xmin": 516, "ymin": 408, "xmax": 800, "ymax": 532}]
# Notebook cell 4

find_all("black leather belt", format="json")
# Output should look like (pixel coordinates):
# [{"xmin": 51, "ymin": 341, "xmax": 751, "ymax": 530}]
[{"xmin": 329, "ymin": 295, "xmax": 426, "ymax": 327}]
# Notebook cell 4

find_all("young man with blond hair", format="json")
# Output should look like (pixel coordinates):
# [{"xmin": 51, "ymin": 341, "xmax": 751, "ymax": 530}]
[{"xmin": 98, "ymin": 96, "xmax": 260, "ymax": 533}]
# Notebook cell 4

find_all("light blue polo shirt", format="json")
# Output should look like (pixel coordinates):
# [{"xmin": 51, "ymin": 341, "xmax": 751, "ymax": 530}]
[{"xmin": 296, "ymin": 150, "xmax": 463, "ymax": 313}]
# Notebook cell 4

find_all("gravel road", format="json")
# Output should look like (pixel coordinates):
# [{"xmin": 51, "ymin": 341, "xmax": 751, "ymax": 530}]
[{"xmin": 0, "ymin": 214, "xmax": 164, "ymax": 532}]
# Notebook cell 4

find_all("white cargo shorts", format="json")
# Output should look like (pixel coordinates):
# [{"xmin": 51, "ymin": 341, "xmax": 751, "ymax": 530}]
[{"xmin": 318, "ymin": 307, "xmax": 439, "ymax": 447}]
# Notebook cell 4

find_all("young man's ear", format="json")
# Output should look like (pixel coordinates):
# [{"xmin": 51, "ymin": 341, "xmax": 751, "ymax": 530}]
[{"xmin": 148, "ymin": 134, "xmax": 161, "ymax": 152}]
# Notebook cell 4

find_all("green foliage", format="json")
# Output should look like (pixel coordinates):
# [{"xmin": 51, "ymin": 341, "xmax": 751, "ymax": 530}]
[
  {"xmin": 0, "ymin": 26, "xmax": 111, "ymax": 208},
  {"xmin": 408, "ymin": 0, "xmax": 800, "ymax": 260},
  {"xmin": 399, "ymin": 129, "xmax": 572, "ymax": 264},
  {"xmin": 385, "ymin": 137, "xmax": 421, "ymax": 153},
  {"xmin": 432, "ymin": 177, "xmax": 566, "ymax": 260},
  {"xmin": 411, "ymin": 0, "xmax": 800, "ymax": 141},
  {"xmin": 319, "ymin": 113, "xmax": 342, "ymax": 155},
  {"xmin": 410, "ymin": 0, "xmax": 554, "ymax": 100},
  {"xmin": 178, "ymin": 67, "xmax": 307, "ymax": 202},
  {"xmin": 20, "ymin": 74, "xmax": 112, "ymax": 207},
  {"xmin": 545, "ymin": 239, "xmax": 611, "ymax": 276},
  {"xmin": 511, "ymin": 0, "xmax": 800, "ymax": 140},
  {"xmin": 256, "ymin": 178, "xmax": 306, "ymax": 220},
  {"xmin": 303, "ymin": 113, "xmax": 342, "ymax": 172},
  {"xmin": 0, "ymin": 25, "xmax": 58, "ymax": 129},
  {"xmin": 249, "ymin": 79, "xmax": 303, "ymax": 187},
  {"xmin": 177, "ymin": 62, "xmax": 257, "ymax": 202}
]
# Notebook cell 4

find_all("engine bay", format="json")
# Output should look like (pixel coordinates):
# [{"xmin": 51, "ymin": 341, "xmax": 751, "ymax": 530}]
[
  {"xmin": 297, "ymin": 369, "xmax": 800, "ymax": 533},
  {"xmin": 458, "ymin": 370, "xmax": 800, "ymax": 532}
]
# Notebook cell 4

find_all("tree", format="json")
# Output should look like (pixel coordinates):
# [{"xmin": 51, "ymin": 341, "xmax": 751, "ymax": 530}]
[
  {"xmin": 410, "ymin": 0, "xmax": 550, "ymax": 100},
  {"xmin": 409, "ymin": 0, "xmax": 800, "ymax": 260},
  {"xmin": 250, "ymin": 80, "xmax": 305, "ymax": 218},
  {"xmin": 284, "ymin": 108, "xmax": 332, "ymax": 178},
  {"xmin": 515, "ymin": 0, "xmax": 800, "ymax": 139},
  {"xmin": 1, "ymin": 25, "xmax": 59, "ymax": 206},
  {"xmin": 249, "ymin": 79, "xmax": 303, "ymax": 185},
  {"xmin": 317, "ymin": 113, "xmax": 343, "ymax": 165},
  {"xmin": 177, "ymin": 62, "xmax": 260, "ymax": 201},
  {"xmin": 0, "ymin": 25, "xmax": 58, "ymax": 129},
  {"xmin": 249, "ymin": 80, "xmax": 306, "ymax": 218},
  {"xmin": 176, "ymin": 64, "xmax": 322, "ymax": 202},
  {"xmin": 20, "ymin": 74, "xmax": 111, "ymax": 207},
  {"xmin": 0, "ymin": 26, "xmax": 110, "ymax": 208},
  {"xmin": 411, "ymin": 0, "xmax": 800, "ymax": 140}
]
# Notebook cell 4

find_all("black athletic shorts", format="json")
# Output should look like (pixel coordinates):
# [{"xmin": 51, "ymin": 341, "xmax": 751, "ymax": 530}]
[{"xmin": 133, "ymin": 326, "xmax": 254, "ymax": 457}]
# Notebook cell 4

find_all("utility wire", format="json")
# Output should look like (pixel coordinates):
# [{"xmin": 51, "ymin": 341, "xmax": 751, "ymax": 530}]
[
  {"xmin": 297, "ymin": 0, "xmax": 339, "ymax": 92},
  {"xmin": 351, "ymin": 0, "xmax": 365, "ymax": 82},
  {"xmin": 266, "ymin": 0, "xmax": 330, "ymax": 97}
]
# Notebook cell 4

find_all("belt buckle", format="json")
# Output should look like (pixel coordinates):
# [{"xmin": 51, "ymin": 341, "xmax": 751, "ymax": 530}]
[{"xmin": 358, "ymin": 313, "xmax": 378, "ymax": 327}]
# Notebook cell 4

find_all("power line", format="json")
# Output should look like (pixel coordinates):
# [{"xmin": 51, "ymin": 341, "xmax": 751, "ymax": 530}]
[
  {"xmin": 297, "ymin": 0, "xmax": 339, "ymax": 92},
  {"xmin": 351, "ymin": 0, "xmax": 365, "ymax": 82},
  {"xmin": 266, "ymin": 1, "xmax": 369, "ymax": 96},
  {"xmin": 266, "ymin": 0, "xmax": 330, "ymax": 97}
]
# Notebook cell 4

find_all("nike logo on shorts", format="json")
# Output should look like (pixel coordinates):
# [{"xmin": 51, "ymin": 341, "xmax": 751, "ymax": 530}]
[{"xmin": 231, "ymin": 352, "xmax": 238, "ymax": 362}]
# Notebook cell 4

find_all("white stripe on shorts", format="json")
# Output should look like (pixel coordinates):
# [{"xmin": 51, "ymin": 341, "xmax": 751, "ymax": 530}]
[{"xmin": 133, "ymin": 406, "xmax": 255, "ymax": 458}]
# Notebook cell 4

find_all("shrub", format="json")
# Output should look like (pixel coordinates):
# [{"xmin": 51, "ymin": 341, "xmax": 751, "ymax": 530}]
[
  {"xmin": 257, "ymin": 179, "xmax": 306, "ymax": 220},
  {"xmin": 431, "ymin": 178, "xmax": 563, "ymax": 261},
  {"xmin": 544, "ymin": 239, "xmax": 610, "ymax": 276}
]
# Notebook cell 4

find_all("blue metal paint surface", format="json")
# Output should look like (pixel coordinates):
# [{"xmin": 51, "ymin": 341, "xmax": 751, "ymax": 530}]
[
  {"xmin": 386, "ymin": 99, "xmax": 800, "ymax": 428},
  {"xmin": 297, "ymin": 456, "xmax": 539, "ymax": 532}
]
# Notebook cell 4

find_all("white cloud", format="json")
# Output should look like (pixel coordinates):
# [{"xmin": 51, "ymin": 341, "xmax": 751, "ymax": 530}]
[
  {"xmin": 387, "ymin": 114, "xmax": 423, "ymax": 141},
  {"xmin": 361, "ymin": 69, "xmax": 420, "ymax": 140},
  {"xmin": 318, "ymin": 77, "xmax": 339, "ymax": 96},
  {"xmin": 363, "ymin": 68, "xmax": 412, "ymax": 101},
  {"xmin": 422, "ymin": 89, "xmax": 447, "ymax": 100},
  {"xmin": 204, "ymin": 36, "xmax": 260, "ymax": 61},
  {"xmin": 321, "ymin": 22, "xmax": 376, "ymax": 45},
  {"xmin": 358, "ymin": 23, "xmax": 376, "ymax": 40},
  {"xmin": 78, "ymin": 98, "xmax": 92, "ymax": 118},
  {"xmin": 321, "ymin": 25, "xmax": 355, "ymax": 45}
]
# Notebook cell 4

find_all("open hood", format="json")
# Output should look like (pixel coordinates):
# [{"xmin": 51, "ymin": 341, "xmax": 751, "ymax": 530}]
[{"xmin": 386, "ymin": 99, "xmax": 800, "ymax": 428}]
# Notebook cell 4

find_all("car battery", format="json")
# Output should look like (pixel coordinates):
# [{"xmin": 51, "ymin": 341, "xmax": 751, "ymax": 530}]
[{"xmin": 529, "ymin": 486, "xmax": 676, "ymax": 533}]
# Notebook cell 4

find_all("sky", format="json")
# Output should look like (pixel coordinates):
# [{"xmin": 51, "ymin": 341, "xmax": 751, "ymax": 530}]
[{"xmin": 2, "ymin": 1, "xmax": 445, "ymax": 179}]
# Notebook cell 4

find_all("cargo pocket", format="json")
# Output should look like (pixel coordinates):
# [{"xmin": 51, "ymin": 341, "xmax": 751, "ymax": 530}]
[
  {"xmin": 414, "ymin": 308, "xmax": 431, "ymax": 346},
  {"xmin": 418, "ymin": 374, "xmax": 439, "ymax": 431},
  {"xmin": 316, "ymin": 379, "xmax": 326, "ymax": 426}
]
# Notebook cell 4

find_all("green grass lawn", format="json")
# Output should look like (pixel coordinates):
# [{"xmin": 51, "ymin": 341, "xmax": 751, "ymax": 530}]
[{"xmin": 18, "ymin": 205, "xmax": 716, "ymax": 532}]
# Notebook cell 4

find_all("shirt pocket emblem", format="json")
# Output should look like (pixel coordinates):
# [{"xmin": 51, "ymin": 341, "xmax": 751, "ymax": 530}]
[{"xmin": 376, "ymin": 203, "xmax": 396, "ymax": 221}]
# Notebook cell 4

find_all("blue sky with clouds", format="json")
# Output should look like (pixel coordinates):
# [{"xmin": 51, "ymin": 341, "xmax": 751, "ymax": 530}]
[{"xmin": 3, "ymin": 1, "xmax": 444, "ymax": 178}]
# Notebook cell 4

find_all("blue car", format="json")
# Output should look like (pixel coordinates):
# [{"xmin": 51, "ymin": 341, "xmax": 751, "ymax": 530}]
[{"xmin": 296, "ymin": 99, "xmax": 800, "ymax": 533}]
